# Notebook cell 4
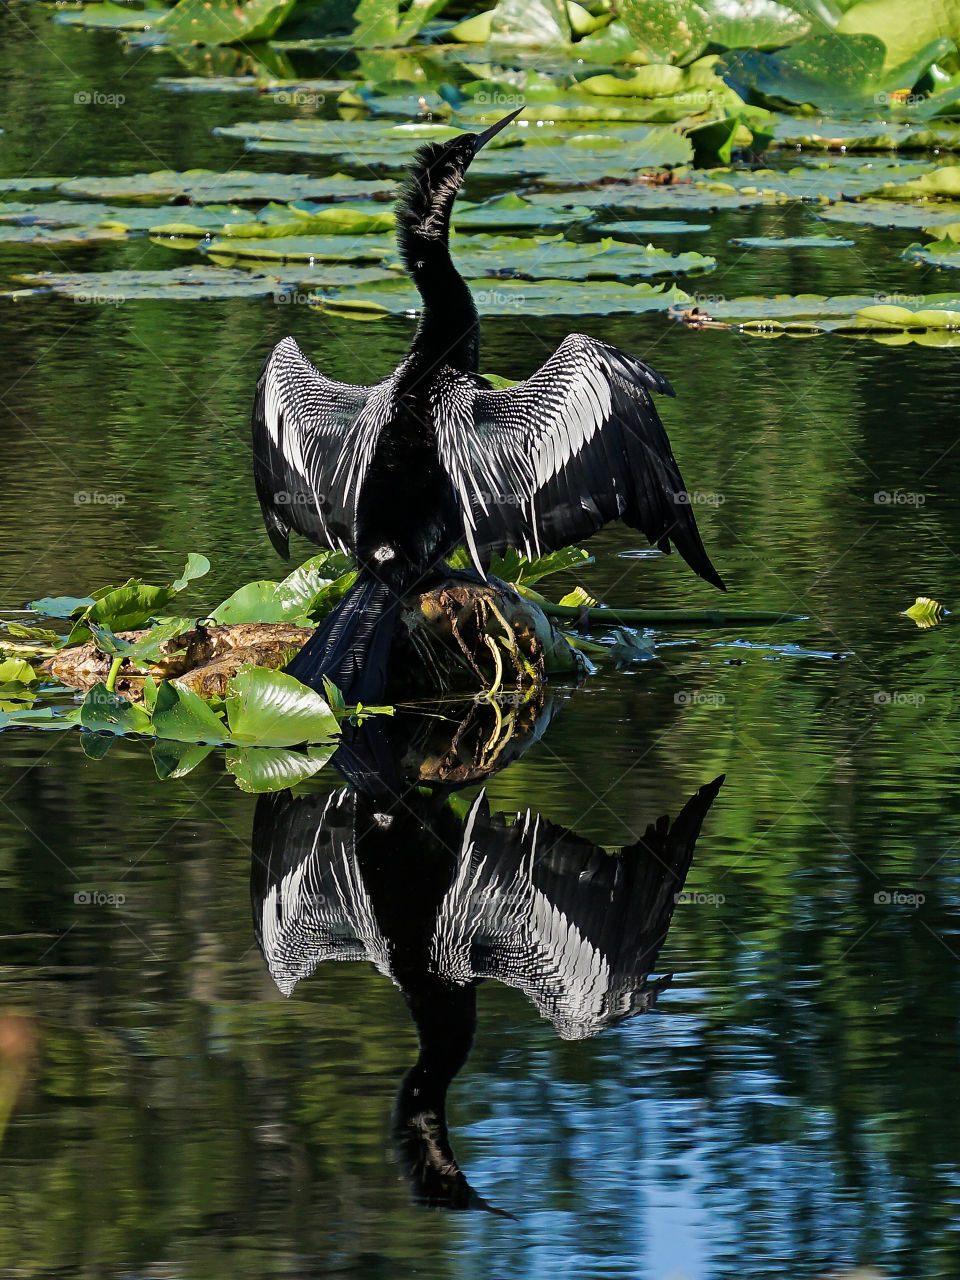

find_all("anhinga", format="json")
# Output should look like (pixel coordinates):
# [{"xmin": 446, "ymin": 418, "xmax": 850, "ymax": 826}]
[
  {"xmin": 250, "ymin": 738, "xmax": 724, "ymax": 1213},
  {"xmin": 252, "ymin": 107, "xmax": 725, "ymax": 701}
]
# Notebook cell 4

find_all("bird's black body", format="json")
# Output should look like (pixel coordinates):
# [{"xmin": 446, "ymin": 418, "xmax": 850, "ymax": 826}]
[{"xmin": 252, "ymin": 109, "xmax": 725, "ymax": 701}]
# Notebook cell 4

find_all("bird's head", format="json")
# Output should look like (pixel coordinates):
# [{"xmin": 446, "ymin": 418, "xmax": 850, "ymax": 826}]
[{"xmin": 397, "ymin": 108, "xmax": 522, "ymax": 266}]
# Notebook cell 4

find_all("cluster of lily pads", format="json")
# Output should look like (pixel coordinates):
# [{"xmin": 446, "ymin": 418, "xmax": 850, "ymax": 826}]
[
  {"xmin": 0, "ymin": 545, "xmax": 614, "ymax": 791},
  {"xmin": 3, "ymin": 0, "xmax": 960, "ymax": 332},
  {"xmin": 0, "ymin": 552, "xmax": 357, "ymax": 791}
]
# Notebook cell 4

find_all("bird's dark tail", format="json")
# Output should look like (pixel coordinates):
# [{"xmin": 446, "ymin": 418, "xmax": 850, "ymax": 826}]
[{"xmin": 285, "ymin": 570, "xmax": 402, "ymax": 704}]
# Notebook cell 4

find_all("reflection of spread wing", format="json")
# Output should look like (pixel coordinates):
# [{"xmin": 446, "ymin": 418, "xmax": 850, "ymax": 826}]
[
  {"xmin": 432, "ymin": 777, "xmax": 724, "ymax": 1039},
  {"xmin": 251, "ymin": 789, "xmax": 390, "ymax": 994}
]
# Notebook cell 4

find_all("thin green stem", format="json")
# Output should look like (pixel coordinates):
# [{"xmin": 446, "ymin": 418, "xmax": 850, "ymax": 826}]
[{"xmin": 105, "ymin": 656, "xmax": 123, "ymax": 693}]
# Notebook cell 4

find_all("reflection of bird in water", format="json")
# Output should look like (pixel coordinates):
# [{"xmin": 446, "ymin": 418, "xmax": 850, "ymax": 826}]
[{"xmin": 250, "ymin": 726, "xmax": 723, "ymax": 1213}]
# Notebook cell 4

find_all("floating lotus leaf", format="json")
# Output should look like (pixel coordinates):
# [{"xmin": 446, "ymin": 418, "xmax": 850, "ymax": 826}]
[
  {"xmin": 673, "ymin": 290, "xmax": 960, "ymax": 332},
  {"xmin": 618, "ymin": 0, "xmax": 811, "ymax": 64},
  {"xmin": 836, "ymin": 0, "xmax": 960, "ymax": 73},
  {"xmin": 901, "ymin": 237, "xmax": 960, "ymax": 266},
  {"xmin": 773, "ymin": 118, "xmax": 960, "ymax": 150},
  {"xmin": 817, "ymin": 200, "xmax": 960, "ymax": 229},
  {"xmin": 418, "ymin": 233, "xmax": 716, "ymax": 280},
  {"xmin": 56, "ymin": 169, "xmax": 394, "ymax": 204},
  {"xmin": 311, "ymin": 277, "xmax": 694, "ymax": 318},
  {"xmin": 729, "ymin": 234, "xmax": 856, "ymax": 248},
  {"xmin": 215, "ymin": 118, "xmax": 693, "ymax": 175},
  {"xmin": 56, "ymin": 2, "xmax": 167, "ymax": 29},
  {"xmin": 451, "ymin": 193, "xmax": 594, "ymax": 232},
  {"xmin": 528, "ymin": 180, "xmax": 786, "ymax": 213},
  {"xmin": 13, "ymin": 265, "xmax": 394, "ymax": 301},
  {"xmin": 204, "ymin": 234, "xmax": 395, "ymax": 265},
  {"xmin": 590, "ymin": 218, "xmax": 711, "ymax": 235},
  {"xmin": 154, "ymin": 0, "xmax": 297, "ymax": 44},
  {"xmin": 872, "ymin": 166, "xmax": 960, "ymax": 200},
  {"xmin": 720, "ymin": 32, "xmax": 956, "ymax": 113}
]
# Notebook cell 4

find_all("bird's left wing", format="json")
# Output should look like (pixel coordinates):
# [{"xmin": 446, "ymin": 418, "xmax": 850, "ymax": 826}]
[
  {"xmin": 434, "ymin": 332, "xmax": 724, "ymax": 588},
  {"xmin": 252, "ymin": 336, "xmax": 390, "ymax": 558}
]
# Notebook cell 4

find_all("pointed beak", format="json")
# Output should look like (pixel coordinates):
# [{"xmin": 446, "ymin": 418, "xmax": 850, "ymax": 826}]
[{"xmin": 472, "ymin": 106, "xmax": 522, "ymax": 152}]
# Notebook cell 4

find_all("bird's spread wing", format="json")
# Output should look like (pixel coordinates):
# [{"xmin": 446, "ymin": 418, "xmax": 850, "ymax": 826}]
[
  {"xmin": 434, "ymin": 333, "xmax": 725, "ymax": 589},
  {"xmin": 252, "ymin": 336, "xmax": 389, "ymax": 558}
]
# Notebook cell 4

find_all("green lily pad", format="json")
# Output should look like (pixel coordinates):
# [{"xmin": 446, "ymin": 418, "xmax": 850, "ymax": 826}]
[
  {"xmin": 454, "ymin": 193, "xmax": 594, "ymax": 232},
  {"xmin": 590, "ymin": 218, "xmax": 711, "ymax": 235},
  {"xmin": 56, "ymin": 170, "xmax": 394, "ymax": 204},
  {"xmin": 211, "ymin": 553, "xmax": 354, "ymax": 623},
  {"xmin": 152, "ymin": 680, "xmax": 229, "ymax": 744},
  {"xmin": 224, "ymin": 667, "xmax": 340, "ymax": 747},
  {"xmin": 204, "ymin": 234, "xmax": 395, "ymax": 266},
  {"xmin": 427, "ymin": 233, "xmax": 716, "ymax": 280},
  {"xmin": 676, "ymin": 290, "xmax": 960, "ymax": 332},
  {"xmin": 312, "ymin": 277, "xmax": 694, "ymax": 318},
  {"xmin": 56, "ymin": 2, "xmax": 167, "ymax": 30},
  {"xmin": 154, "ymin": 0, "xmax": 296, "ymax": 44},
  {"xmin": 729, "ymin": 234, "xmax": 856, "ymax": 248},
  {"xmin": 79, "ymin": 684, "xmax": 154, "ymax": 736},
  {"xmin": 836, "ymin": 0, "xmax": 960, "ymax": 73},
  {"xmin": 13, "ymin": 266, "xmax": 394, "ymax": 301},
  {"xmin": 773, "ymin": 118, "xmax": 960, "ymax": 150},
  {"xmin": 721, "ymin": 32, "xmax": 955, "ymax": 112},
  {"xmin": 872, "ymin": 165, "xmax": 960, "ymax": 200},
  {"xmin": 618, "ymin": 0, "xmax": 811, "ymax": 64},
  {"xmin": 215, "ymin": 118, "xmax": 693, "ymax": 176},
  {"xmin": 901, "ymin": 237, "xmax": 960, "ymax": 266},
  {"xmin": 817, "ymin": 200, "xmax": 960, "ymax": 229}
]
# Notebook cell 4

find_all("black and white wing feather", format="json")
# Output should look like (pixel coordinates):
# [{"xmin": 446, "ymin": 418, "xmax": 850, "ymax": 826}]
[
  {"xmin": 432, "ymin": 777, "xmax": 724, "ymax": 1039},
  {"xmin": 252, "ymin": 336, "xmax": 391, "ymax": 559},
  {"xmin": 435, "ymin": 333, "xmax": 724, "ymax": 589}
]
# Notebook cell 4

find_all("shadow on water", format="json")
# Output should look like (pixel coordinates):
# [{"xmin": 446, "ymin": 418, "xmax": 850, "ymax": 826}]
[{"xmin": 250, "ymin": 706, "xmax": 723, "ymax": 1216}]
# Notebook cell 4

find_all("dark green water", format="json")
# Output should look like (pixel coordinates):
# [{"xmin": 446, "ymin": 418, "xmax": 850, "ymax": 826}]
[{"xmin": 3, "ymin": 10, "xmax": 960, "ymax": 1279}]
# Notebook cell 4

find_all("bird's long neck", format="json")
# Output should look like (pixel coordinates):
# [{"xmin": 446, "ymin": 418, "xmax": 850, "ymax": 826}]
[{"xmin": 397, "ymin": 177, "xmax": 479, "ymax": 375}]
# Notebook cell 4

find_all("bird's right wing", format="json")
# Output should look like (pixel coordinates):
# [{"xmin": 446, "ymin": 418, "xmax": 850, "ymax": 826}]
[
  {"xmin": 252, "ymin": 336, "xmax": 390, "ymax": 558},
  {"xmin": 435, "ymin": 333, "xmax": 724, "ymax": 589}
]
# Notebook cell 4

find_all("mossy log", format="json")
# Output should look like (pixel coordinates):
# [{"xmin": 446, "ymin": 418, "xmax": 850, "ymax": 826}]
[{"xmin": 40, "ymin": 578, "xmax": 581, "ymax": 702}]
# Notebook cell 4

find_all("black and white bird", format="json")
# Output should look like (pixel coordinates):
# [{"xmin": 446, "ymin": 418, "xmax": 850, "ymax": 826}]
[
  {"xmin": 252, "ymin": 108, "xmax": 725, "ymax": 701},
  {"xmin": 250, "ymin": 771, "xmax": 724, "ymax": 1211}
]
